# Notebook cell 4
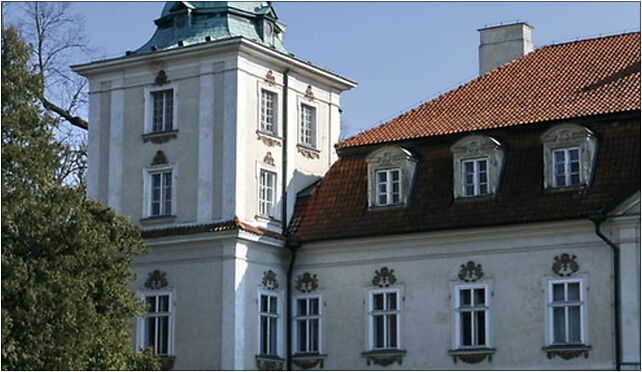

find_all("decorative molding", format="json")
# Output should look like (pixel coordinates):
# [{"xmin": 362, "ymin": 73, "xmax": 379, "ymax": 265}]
[
  {"xmin": 261, "ymin": 270, "xmax": 279, "ymax": 290},
  {"xmin": 257, "ymin": 133, "xmax": 282, "ymax": 147},
  {"xmin": 292, "ymin": 354, "xmax": 326, "ymax": 369},
  {"xmin": 151, "ymin": 150, "xmax": 169, "ymax": 166},
  {"xmin": 155, "ymin": 70, "xmax": 169, "ymax": 86},
  {"xmin": 142, "ymin": 130, "xmax": 178, "ymax": 144},
  {"xmin": 144, "ymin": 270, "xmax": 168, "ymax": 290},
  {"xmin": 458, "ymin": 261, "xmax": 484, "ymax": 282},
  {"xmin": 304, "ymin": 85, "xmax": 315, "ymax": 101},
  {"xmin": 263, "ymin": 152, "xmax": 275, "ymax": 166},
  {"xmin": 265, "ymin": 70, "xmax": 277, "ymax": 86},
  {"xmin": 543, "ymin": 345, "xmax": 591, "ymax": 360},
  {"xmin": 362, "ymin": 350, "xmax": 405, "ymax": 366},
  {"xmin": 552, "ymin": 253, "xmax": 579, "ymax": 277},
  {"xmin": 448, "ymin": 348, "xmax": 495, "ymax": 364},
  {"xmin": 297, "ymin": 146, "xmax": 320, "ymax": 159},
  {"xmin": 255, "ymin": 355, "xmax": 284, "ymax": 371},
  {"xmin": 295, "ymin": 272, "xmax": 319, "ymax": 293},
  {"xmin": 372, "ymin": 267, "xmax": 397, "ymax": 288}
]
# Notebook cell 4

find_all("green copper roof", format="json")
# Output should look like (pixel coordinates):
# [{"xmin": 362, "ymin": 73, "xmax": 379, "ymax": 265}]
[{"xmin": 134, "ymin": 1, "xmax": 287, "ymax": 55}]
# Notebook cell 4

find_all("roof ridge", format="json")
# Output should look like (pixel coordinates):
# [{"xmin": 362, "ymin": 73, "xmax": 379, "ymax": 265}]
[{"xmin": 541, "ymin": 30, "xmax": 640, "ymax": 49}]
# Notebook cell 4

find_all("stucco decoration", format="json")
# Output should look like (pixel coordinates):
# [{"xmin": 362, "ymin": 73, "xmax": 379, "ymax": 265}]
[
  {"xmin": 261, "ymin": 270, "xmax": 279, "ymax": 290},
  {"xmin": 263, "ymin": 152, "xmax": 275, "ymax": 166},
  {"xmin": 365, "ymin": 146, "xmax": 418, "ymax": 208},
  {"xmin": 297, "ymin": 146, "xmax": 320, "ymax": 159},
  {"xmin": 540, "ymin": 123, "xmax": 598, "ymax": 189},
  {"xmin": 155, "ymin": 70, "xmax": 169, "ymax": 85},
  {"xmin": 257, "ymin": 133, "xmax": 282, "ymax": 147},
  {"xmin": 543, "ymin": 345, "xmax": 591, "ymax": 360},
  {"xmin": 372, "ymin": 267, "xmax": 397, "ymax": 287},
  {"xmin": 145, "ymin": 270, "xmax": 168, "ymax": 290},
  {"xmin": 292, "ymin": 355, "xmax": 325, "ymax": 369},
  {"xmin": 265, "ymin": 70, "xmax": 277, "ymax": 86},
  {"xmin": 295, "ymin": 272, "xmax": 319, "ymax": 293},
  {"xmin": 151, "ymin": 151, "xmax": 169, "ymax": 166},
  {"xmin": 304, "ymin": 85, "xmax": 315, "ymax": 101},
  {"xmin": 458, "ymin": 261, "xmax": 484, "ymax": 282},
  {"xmin": 552, "ymin": 253, "xmax": 579, "ymax": 277},
  {"xmin": 450, "ymin": 135, "xmax": 504, "ymax": 199},
  {"xmin": 362, "ymin": 350, "xmax": 406, "ymax": 366},
  {"xmin": 256, "ymin": 357, "xmax": 284, "ymax": 370},
  {"xmin": 448, "ymin": 348, "xmax": 495, "ymax": 364}
]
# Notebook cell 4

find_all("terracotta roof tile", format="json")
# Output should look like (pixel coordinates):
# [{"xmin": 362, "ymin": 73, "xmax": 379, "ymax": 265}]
[{"xmin": 339, "ymin": 32, "xmax": 640, "ymax": 148}]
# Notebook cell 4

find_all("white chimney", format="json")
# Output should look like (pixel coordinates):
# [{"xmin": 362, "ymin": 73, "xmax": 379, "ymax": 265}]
[{"xmin": 478, "ymin": 22, "xmax": 534, "ymax": 74}]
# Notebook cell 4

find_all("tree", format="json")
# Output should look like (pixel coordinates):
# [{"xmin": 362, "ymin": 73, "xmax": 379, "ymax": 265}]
[{"xmin": 1, "ymin": 27, "xmax": 160, "ymax": 370}]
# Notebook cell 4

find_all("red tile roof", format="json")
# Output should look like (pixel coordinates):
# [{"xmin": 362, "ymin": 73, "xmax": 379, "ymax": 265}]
[{"xmin": 339, "ymin": 32, "xmax": 640, "ymax": 149}]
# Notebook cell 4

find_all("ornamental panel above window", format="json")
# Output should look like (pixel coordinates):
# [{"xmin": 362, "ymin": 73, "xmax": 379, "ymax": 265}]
[
  {"xmin": 451, "ymin": 135, "xmax": 504, "ymax": 200},
  {"xmin": 540, "ymin": 124, "xmax": 597, "ymax": 190},
  {"xmin": 366, "ymin": 146, "xmax": 418, "ymax": 209}
]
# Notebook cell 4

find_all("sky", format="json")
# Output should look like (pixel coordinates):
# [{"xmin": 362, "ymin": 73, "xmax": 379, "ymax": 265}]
[{"xmin": 7, "ymin": 1, "xmax": 641, "ymax": 139}]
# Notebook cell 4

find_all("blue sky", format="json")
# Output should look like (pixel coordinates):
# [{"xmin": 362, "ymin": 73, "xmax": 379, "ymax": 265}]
[{"xmin": 11, "ymin": 2, "xmax": 642, "ymax": 139}]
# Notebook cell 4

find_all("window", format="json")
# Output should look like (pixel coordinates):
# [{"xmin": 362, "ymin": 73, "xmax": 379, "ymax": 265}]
[
  {"xmin": 151, "ymin": 89, "xmax": 173, "ymax": 132},
  {"xmin": 368, "ymin": 289, "xmax": 400, "ymax": 350},
  {"xmin": 299, "ymin": 104, "xmax": 316, "ymax": 148},
  {"xmin": 541, "ymin": 124, "xmax": 597, "ymax": 190},
  {"xmin": 258, "ymin": 169, "xmax": 276, "ymax": 217},
  {"xmin": 375, "ymin": 169, "xmax": 401, "ymax": 206},
  {"xmin": 552, "ymin": 148, "xmax": 581, "ymax": 187},
  {"xmin": 149, "ymin": 170, "xmax": 173, "ymax": 217},
  {"xmin": 454, "ymin": 285, "xmax": 489, "ymax": 348},
  {"xmin": 260, "ymin": 89, "xmax": 277, "ymax": 135},
  {"xmin": 294, "ymin": 296, "xmax": 321, "ymax": 354},
  {"xmin": 259, "ymin": 292, "xmax": 280, "ymax": 356},
  {"xmin": 138, "ymin": 292, "xmax": 173, "ymax": 356},
  {"xmin": 451, "ymin": 135, "xmax": 504, "ymax": 199},
  {"xmin": 548, "ymin": 279, "xmax": 584, "ymax": 345},
  {"xmin": 461, "ymin": 158, "xmax": 489, "ymax": 197}
]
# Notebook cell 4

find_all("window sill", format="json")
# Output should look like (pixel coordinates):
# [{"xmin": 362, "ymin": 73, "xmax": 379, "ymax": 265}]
[
  {"xmin": 368, "ymin": 203, "xmax": 406, "ymax": 212},
  {"xmin": 542, "ymin": 344, "xmax": 591, "ymax": 360},
  {"xmin": 256, "ymin": 131, "xmax": 282, "ymax": 147},
  {"xmin": 255, "ymin": 215, "xmax": 282, "ymax": 226},
  {"xmin": 142, "ymin": 130, "xmax": 178, "ymax": 144},
  {"xmin": 292, "ymin": 353, "xmax": 327, "ymax": 369},
  {"xmin": 297, "ymin": 144, "xmax": 320, "ymax": 159},
  {"xmin": 362, "ymin": 349, "xmax": 406, "ymax": 366},
  {"xmin": 255, "ymin": 355, "xmax": 284, "ymax": 371},
  {"xmin": 454, "ymin": 194, "xmax": 496, "ymax": 203},
  {"xmin": 543, "ymin": 184, "xmax": 589, "ymax": 194},
  {"xmin": 448, "ymin": 347, "xmax": 495, "ymax": 364},
  {"xmin": 140, "ymin": 215, "xmax": 177, "ymax": 225}
]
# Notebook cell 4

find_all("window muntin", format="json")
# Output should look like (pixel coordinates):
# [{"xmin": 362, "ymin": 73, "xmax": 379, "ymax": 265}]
[
  {"xmin": 455, "ymin": 285, "xmax": 489, "ymax": 348},
  {"xmin": 294, "ymin": 296, "xmax": 321, "ymax": 354},
  {"xmin": 461, "ymin": 158, "xmax": 489, "ymax": 197},
  {"xmin": 548, "ymin": 279, "xmax": 584, "ymax": 345},
  {"xmin": 151, "ymin": 89, "xmax": 173, "ymax": 132},
  {"xmin": 260, "ymin": 89, "xmax": 277, "ymax": 135},
  {"xmin": 150, "ymin": 170, "xmax": 172, "ymax": 217},
  {"xmin": 369, "ymin": 289, "xmax": 400, "ymax": 350},
  {"xmin": 375, "ymin": 169, "xmax": 401, "ymax": 206},
  {"xmin": 552, "ymin": 148, "xmax": 581, "ymax": 188},
  {"xmin": 258, "ymin": 169, "xmax": 276, "ymax": 217},
  {"xmin": 259, "ymin": 292, "xmax": 279, "ymax": 356},
  {"xmin": 142, "ymin": 293, "xmax": 173, "ymax": 356},
  {"xmin": 299, "ymin": 104, "xmax": 316, "ymax": 148}
]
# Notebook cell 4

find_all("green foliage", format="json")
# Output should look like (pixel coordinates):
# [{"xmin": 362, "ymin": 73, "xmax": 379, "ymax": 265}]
[{"xmin": 1, "ymin": 27, "xmax": 160, "ymax": 370}]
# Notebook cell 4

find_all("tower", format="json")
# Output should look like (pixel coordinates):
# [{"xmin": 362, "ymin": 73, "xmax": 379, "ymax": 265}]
[{"xmin": 72, "ymin": 2, "xmax": 355, "ymax": 369}]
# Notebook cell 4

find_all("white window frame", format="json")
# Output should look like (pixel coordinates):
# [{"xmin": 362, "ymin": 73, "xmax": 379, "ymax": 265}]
[
  {"xmin": 551, "ymin": 147, "xmax": 581, "ymax": 188},
  {"xmin": 451, "ymin": 135, "xmax": 504, "ymax": 199},
  {"xmin": 374, "ymin": 168, "xmax": 402, "ymax": 207},
  {"xmin": 144, "ymin": 83, "xmax": 178, "ymax": 134},
  {"xmin": 366, "ymin": 146, "xmax": 418, "ymax": 209},
  {"xmin": 135, "ymin": 290, "xmax": 175, "ymax": 357},
  {"xmin": 547, "ymin": 278, "xmax": 587, "ymax": 346},
  {"xmin": 258, "ymin": 289, "xmax": 282, "ymax": 357},
  {"xmin": 143, "ymin": 164, "xmax": 177, "ymax": 218},
  {"xmin": 297, "ymin": 96, "xmax": 319, "ymax": 149},
  {"xmin": 257, "ymin": 167, "xmax": 278, "ymax": 218},
  {"xmin": 257, "ymin": 81, "xmax": 281, "ymax": 137},
  {"xmin": 453, "ymin": 283, "xmax": 491, "ymax": 349},
  {"xmin": 367, "ymin": 288, "xmax": 401, "ymax": 351},
  {"xmin": 292, "ymin": 294, "xmax": 323, "ymax": 355},
  {"xmin": 461, "ymin": 157, "xmax": 490, "ymax": 197}
]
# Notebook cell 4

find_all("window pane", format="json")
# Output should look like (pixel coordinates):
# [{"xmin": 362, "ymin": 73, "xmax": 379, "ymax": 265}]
[
  {"xmin": 474, "ymin": 288, "xmax": 485, "ymax": 306},
  {"xmin": 378, "ymin": 194, "xmax": 387, "ymax": 205},
  {"xmin": 164, "ymin": 91, "xmax": 173, "ymax": 130},
  {"xmin": 460, "ymin": 289, "xmax": 471, "ymax": 307},
  {"xmin": 153, "ymin": 92, "xmax": 164, "ymax": 131},
  {"xmin": 296, "ymin": 319, "xmax": 307, "ymax": 352},
  {"xmin": 373, "ymin": 315, "xmax": 384, "ymax": 348},
  {"xmin": 553, "ymin": 307, "xmax": 566, "ymax": 343},
  {"xmin": 568, "ymin": 306, "xmax": 581, "ymax": 343},
  {"xmin": 464, "ymin": 161, "xmax": 474, "ymax": 173},
  {"xmin": 147, "ymin": 296, "xmax": 157, "ymax": 312},
  {"xmin": 388, "ymin": 314, "xmax": 397, "ymax": 348},
  {"xmin": 373, "ymin": 293, "xmax": 384, "ymax": 311},
  {"xmin": 478, "ymin": 159, "xmax": 487, "ymax": 171},
  {"xmin": 297, "ymin": 299, "xmax": 307, "ymax": 316},
  {"xmin": 269, "ymin": 296, "xmax": 277, "ymax": 314},
  {"xmin": 479, "ymin": 183, "xmax": 488, "ymax": 195},
  {"xmin": 145, "ymin": 317, "xmax": 156, "ymax": 349},
  {"xmin": 260, "ymin": 316, "xmax": 268, "ymax": 354},
  {"xmin": 461, "ymin": 311, "xmax": 472, "ymax": 346},
  {"xmin": 260, "ymin": 295, "xmax": 268, "ymax": 313},
  {"xmin": 387, "ymin": 292, "xmax": 397, "ymax": 310},
  {"xmin": 466, "ymin": 185, "xmax": 475, "ymax": 196},
  {"xmin": 310, "ymin": 319, "xmax": 319, "ymax": 352},
  {"xmin": 376, "ymin": 171, "xmax": 387, "ymax": 183},
  {"xmin": 570, "ymin": 173, "xmax": 580, "ymax": 185},
  {"xmin": 269, "ymin": 318, "xmax": 277, "ymax": 355},
  {"xmin": 554, "ymin": 150, "xmax": 565, "ymax": 163},
  {"xmin": 310, "ymin": 298, "xmax": 319, "ymax": 315},
  {"xmin": 159, "ymin": 316, "xmax": 169, "ymax": 355},
  {"xmin": 476, "ymin": 311, "xmax": 486, "ymax": 345},
  {"xmin": 159, "ymin": 295, "xmax": 169, "ymax": 312},
  {"xmin": 552, "ymin": 283, "xmax": 565, "ymax": 302},
  {"xmin": 569, "ymin": 149, "xmax": 579, "ymax": 161},
  {"xmin": 391, "ymin": 170, "xmax": 399, "ymax": 181},
  {"xmin": 567, "ymin": 282, "xmax": 580, "ymax": 301}
]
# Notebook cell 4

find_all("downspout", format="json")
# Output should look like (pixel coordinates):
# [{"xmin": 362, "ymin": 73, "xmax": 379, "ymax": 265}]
[{"xmin": 589, "ymin": 211, "xmax": 621, "ymax": 370}]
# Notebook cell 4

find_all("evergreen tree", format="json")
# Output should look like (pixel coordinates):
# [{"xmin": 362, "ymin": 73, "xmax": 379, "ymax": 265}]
[{"xmin": 1, "ymin": 27, "xmax": 160, "ymax": 370}]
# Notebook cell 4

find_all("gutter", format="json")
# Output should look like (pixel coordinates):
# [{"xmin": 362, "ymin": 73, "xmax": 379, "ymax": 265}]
[{"xmin": 588, "ymin": 211, "xmax": 621, "ymax": 370}]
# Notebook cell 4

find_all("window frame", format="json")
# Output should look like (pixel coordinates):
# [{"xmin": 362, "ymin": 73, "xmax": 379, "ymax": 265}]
[
  {"xmin": 297, "ymin": 97, "xmax": 319, "ymax": 150},
  {"xmin": 144, "ymin": 83, "xmax": 178, "ymax": 134},
  {"xmin": 551, "ymin": 147, "xmax": 581, "ymax": 188},
  {"xmin": 367, "ymin": 288, "xmax": 402, "ymax": 351},
  {"xmin": 257, "ymin": 167, "xmax": 278, "ymax": 219},
  {"xmin": 453, "ymin": 283, "xmax": 491, "ymax": 350},
  {"xmin": 135, "ymin": 289, "xmax": 175, "ymax": 357},
  {"xmin": 461, "ymin": 157, "xmax": 490, "ymax": 197},
  {"xmin": 451, "ymin": 135, "xmax": 504, "ymax": 200},
  {"xmin": 258, "ymin": 289, "xmax": 282, "ymax": 358},
  {"xmin": 257, "ymin": 82, "xmax": 281, "ymax": 138},
  {"xmin": 292, "ymin": 294, "xmax": 323, "ymax": 355},
  {"xmin": 366, "ymin": 146, "xmax": 418, "ymax": 209},
  {"xmin": 374, "ymin": 168, "xmax": 402, "ymax": 207},
  {"xmin": 547, "ymin": 278, "xmax": 586, "ymax": 346},
  {"xmin": 143, "ymin": 164, "xmax": 177, "ymax": 219}
]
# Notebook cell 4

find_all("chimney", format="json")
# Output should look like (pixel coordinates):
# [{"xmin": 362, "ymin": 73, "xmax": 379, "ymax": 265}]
[{"xmin": 478, "ymin": 22, "xmax": 533, "ymax": 74}]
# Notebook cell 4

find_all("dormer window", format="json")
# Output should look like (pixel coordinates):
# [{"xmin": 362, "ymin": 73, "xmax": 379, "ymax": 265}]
[
  {"xmin": 451, "ymin": 135, "xmax": 504, "ymax": 200},
  {"xmin": 366, "ymin": 146, "xmax": 417, "ymax": 209},
  {"xmin": 541, "ymin": 124, "xmax": 597, "ymax": 190}
]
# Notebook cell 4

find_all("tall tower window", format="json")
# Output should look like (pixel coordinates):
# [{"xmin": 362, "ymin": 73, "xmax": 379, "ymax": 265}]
[
  {"xmin": 260, "ymin": 89, "xmax": 278, "ymax": 135},
  {"xmin": 150, "ymin": 170, "xmax": 172, "ymax": 217},
  {"xmin": 299, "ymin": 104, "xmax": 317, "ymax": 148},
  {"xmin": 258, "ymin": 169, "xmax": 277, "ymax": 217},
  {"xmin": 152, "ymin": 89, "xmax": 174, "ymax": 132}
]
